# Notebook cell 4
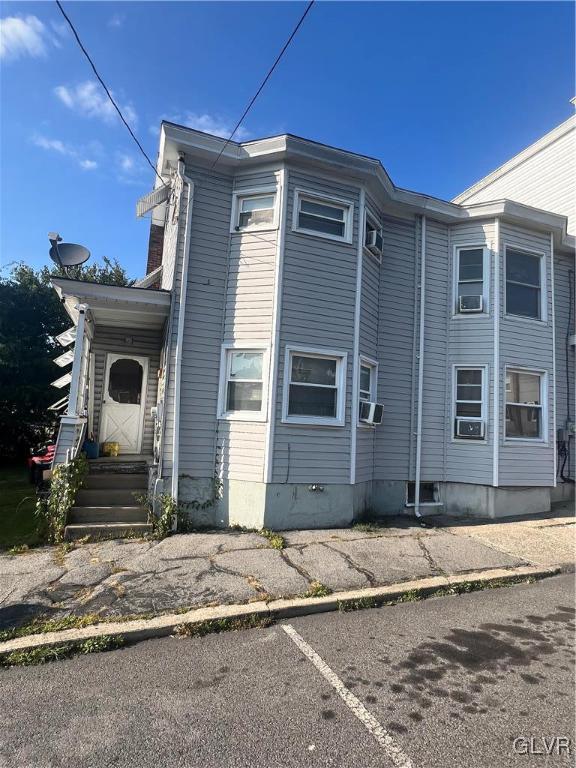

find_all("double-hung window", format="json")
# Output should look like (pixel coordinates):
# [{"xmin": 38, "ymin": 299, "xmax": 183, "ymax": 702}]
[
  {"xmin": 233, "ymin": 191, "xmax": 276, "ymax": 232},
  {"xmin": 505, "ymin": 369, "xmax": 545, "ymax": 440},
  {"xmin": 364, "ymin": 212, "xmax": 383, "ymax": 260},
  {"xmin": 505, "ymin": 248, "xmax": 543, "ymax": 320},
  {"xmin": 358, "ymin": 358, "xmax": 378, "ymax": 421},
  {"xmin": 220, "ymin": 348, "xmax": 266, "ymax": 419},
  {"xmin": 293, "ymin": 190, "xmax": 352, "ymax": 243},
  {"xmin": 455, "ymin": 246, "xmax": 486, "ymax": 314},
  {"xmin": 453, "ymin": 367, "xmax": 486, "ymax": 440},
  {"xmin": 284, "ymin": 348, "xmax": 346, "ymax": 425}
]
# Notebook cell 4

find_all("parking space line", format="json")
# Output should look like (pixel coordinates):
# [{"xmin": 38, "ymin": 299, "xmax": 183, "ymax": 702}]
[{"xmin": 281, "ymin": 623, "xmax": 413, "ymax": 768}]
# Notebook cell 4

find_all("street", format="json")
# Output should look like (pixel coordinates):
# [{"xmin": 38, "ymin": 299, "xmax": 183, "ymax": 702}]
[{"xmin": 0, "ymin": 574, "xmax": 574, "ymax": 768}]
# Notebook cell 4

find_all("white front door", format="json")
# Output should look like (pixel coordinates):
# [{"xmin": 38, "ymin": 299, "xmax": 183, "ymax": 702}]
[{"xmin": 100, "ymin": 353, "xmax": 148, "ymax": 454}]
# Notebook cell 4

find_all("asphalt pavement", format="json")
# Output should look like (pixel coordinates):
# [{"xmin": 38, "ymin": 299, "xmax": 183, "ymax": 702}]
[{"xmin": 0, "ymin": 574, "xmax": 574, "ymax": 768}]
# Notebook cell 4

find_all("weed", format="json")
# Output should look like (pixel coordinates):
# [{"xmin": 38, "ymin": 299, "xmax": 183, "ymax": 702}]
[
  {"xmin": 304, "ymin": 581, "xmax": 332, "ymax": 598},
  {"xmin": 7, "ymin": 544, "xmax": 29, "ymax": 556},
  {"xmin": 175, "ymin": 614, "xmax": 273, "ymax": 638},
  {"xmin": 352, "ymin": 521, "xmax": 389, "ymax": 533},
  {"xmin": 260, "ymin": 528, "xmax": 286, "ymax": 550},
  {"xmin": 0, "ymin": 635, "xmax": 124, "ymax": 667},
  {"xmin": 338, "ymin": 596, "xmax": 378, "ymax": 612},
  {"xmin": 0, "ymin": 613, "xmax": 104, "ymax": 643}
]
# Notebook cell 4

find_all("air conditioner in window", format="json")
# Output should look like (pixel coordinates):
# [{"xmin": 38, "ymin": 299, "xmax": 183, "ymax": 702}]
[
  {"xmin": 365, "ymin": 229, "xmax": 383, "ymax": 258},
  {"xmin": 359, "ymin": 401, "xmax": 384, "ymax": 426},
  {"xmin": 459, "ymin": 295, "xmax": 483, "ymax": 313},
  {"xmin": 456, "ymin": 419, "xmax": 485, "ymax": 439}
]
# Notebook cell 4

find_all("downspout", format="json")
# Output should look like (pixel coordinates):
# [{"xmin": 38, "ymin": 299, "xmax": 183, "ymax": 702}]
[
  {"xmin": 171, "ymin": 158, "xmax": 195, "ymax": 503},
  {"xmin": 350, "ymin": 187, "xmax": 366, "ymax": 485},
  {"xmin": 550, "ymin": 232, "xmax": 557, "ymax": 486},
  {"xmin": 492, "ymin": 218, "xmax": 500, "ymax": 488},
  {"xmin": 414, "ymin": 215, "xmax": 426, "ymax": 518}
]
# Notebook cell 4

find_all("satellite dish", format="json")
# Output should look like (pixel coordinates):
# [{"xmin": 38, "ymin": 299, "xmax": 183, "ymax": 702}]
[{"xmin": 48, "ymin": 234, "xmax": 90, "ymax": 269}]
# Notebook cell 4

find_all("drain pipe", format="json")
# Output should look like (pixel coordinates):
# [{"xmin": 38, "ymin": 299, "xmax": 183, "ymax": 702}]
[
  {"xmin": 414, "ymin": 215, "xmax": 427, "ymax": 519},
  {"xmin": 171, "ymin": 157, "xmax": 195, "ymax": 504}
]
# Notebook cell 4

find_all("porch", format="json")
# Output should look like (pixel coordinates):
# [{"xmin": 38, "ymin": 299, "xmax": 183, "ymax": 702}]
[{"xmin": 49, "ymin": 278, "xmax": 171, "ymax": 538}]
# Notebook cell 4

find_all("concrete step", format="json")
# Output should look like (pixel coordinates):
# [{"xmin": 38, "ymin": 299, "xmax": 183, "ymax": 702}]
[
  {"xmin": 83, "ymin": 473, "xmax": 148, "ymax": 491},
  {"xmin": 76, "ymin": 488, "xmax": 145, "ymax": 506},
  {"xmin": 68, "ymin": 506, "xmax": 149, "ymax": 524},
  {"xmin": 64, "ymin": 522, "xmax": 153, "ymax": 541}
]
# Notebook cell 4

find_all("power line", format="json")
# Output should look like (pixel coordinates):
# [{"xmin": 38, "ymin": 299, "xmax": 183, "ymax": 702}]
[
  {"xmin": 55, "ymin": 0, "xmax": 165, "ymax": 186},
  {"xmin": 211, "ymin": 0, "xmax": 315, "ymax": 169}
]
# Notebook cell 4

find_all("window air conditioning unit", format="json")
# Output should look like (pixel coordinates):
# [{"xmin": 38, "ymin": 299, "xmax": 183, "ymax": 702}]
[
  {"xmin": 359, "ymin": 401, "xmax": 384, "ymax": 426},
  {"xmin": 459, "ymin": 295, "xmax": 483, "ymax": 313},
  {"xmin": 456, "ymin": 419, "xmax": 485, "ymax": 439},
  {"xmin": 366, "ymin": 229, "xmax": 384, "ymax": 257}
]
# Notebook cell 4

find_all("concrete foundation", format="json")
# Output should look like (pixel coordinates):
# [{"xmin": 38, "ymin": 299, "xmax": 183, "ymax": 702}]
[{"xmin": 442, "ymin": 482, "xmax": 553, "ymax": 519}]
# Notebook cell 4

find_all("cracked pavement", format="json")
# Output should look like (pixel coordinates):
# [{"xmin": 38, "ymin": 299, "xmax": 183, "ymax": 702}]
[{"xmin": 0, "ymin": 504, "xmax": 573, "ymax": 630}]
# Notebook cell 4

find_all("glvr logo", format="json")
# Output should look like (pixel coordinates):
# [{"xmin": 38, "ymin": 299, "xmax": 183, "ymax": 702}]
[{"xmin": 513, "ymin": 737, "xmax": 572, "ymax": 756}]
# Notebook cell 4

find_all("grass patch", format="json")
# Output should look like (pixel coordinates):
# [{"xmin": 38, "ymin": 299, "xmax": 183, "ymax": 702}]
[
  {"xmin": 0, "ymin": 635, "xmax": 124, "ymax": 667},
  {"xmin": 338, "ymin": 596, "xmax": 378, "ymax": 612},
  {"xmin": 0, "ymin": 466, "xmax": 42, "ymax": 550},
  {"xmin": 0, "ymin": 613, "xmax": 105, "ymax": 643},
  {"xmin": 260, "ymin": 528, "xmax": 286, "ymax": 550},
  {"xmin": 304, "ymin": 581, "xmax": 332, "ymax": 598},
  {"xmin": 175, "ymin": 614, "xmax": 273, "ymax": 638},
  {"xmin": 352, "ymin": 520, "xmax": 390, "ymax": 534}
]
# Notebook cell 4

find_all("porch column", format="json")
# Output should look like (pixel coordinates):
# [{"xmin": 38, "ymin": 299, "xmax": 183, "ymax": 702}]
[{"xmin": 66, "ymin": 304, "xmax": 88, "ymax": 417}]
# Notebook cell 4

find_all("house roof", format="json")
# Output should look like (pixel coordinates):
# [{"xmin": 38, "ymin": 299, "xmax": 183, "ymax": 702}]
[
  {"xmin": 453, "ymin": 115, "xmax": 576, "ymax": 204},
  {"xmin": 156, "ymin": 121, "xmax": 575, "ymax": 254}
]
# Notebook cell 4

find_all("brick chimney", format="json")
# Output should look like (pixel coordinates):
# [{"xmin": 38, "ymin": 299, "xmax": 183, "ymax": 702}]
[{"xmin": 146, "ymin": 223, "xmax": 164, "ymax": 275}]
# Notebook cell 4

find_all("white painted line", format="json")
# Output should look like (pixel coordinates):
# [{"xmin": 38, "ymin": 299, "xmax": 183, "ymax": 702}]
[{"xmin": 281, "ymin": 623, "xmax": 413, "ymax": 768}]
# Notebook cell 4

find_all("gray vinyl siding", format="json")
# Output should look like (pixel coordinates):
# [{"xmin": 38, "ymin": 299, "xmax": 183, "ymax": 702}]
[
  {"xmin": 169, "ymin": 164, "xmax": 233, "ymax": 478},
  {"xmin": 215, "ymin": 171, "xmax": 280, "ymax": 482},
  {"xmin": 499, "ymin": 224, "xmax": 554, "ymax": 486},
  {"xmin": 373, "ymin": 215, "xmax": 417, "ymax": 482},
  {"xmin": 91, "ymin": 326, "xmax": 162, "ymax": 455},
  {"xmin": 418, "ymin": 218, "xmax": 450, "ymax": 482},
  {"xmin": 554, "ymin": 251, "xmax": 576, "ymax": 479},
  {"xmin": 271, "ymin": 169, "xmax": 360, "ymax": 484},
  {"xmin": 355, "ymin": 206, "xmax": 381, "ymax": 483},
  {"xmin": 445, "ymin": 221, "xmax": 496, "ymax": 485}
]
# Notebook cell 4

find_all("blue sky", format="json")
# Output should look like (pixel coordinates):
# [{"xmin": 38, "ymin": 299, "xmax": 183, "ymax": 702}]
[{"xmin": 1, "ymin": 1, "xmax": 574, "ymax": 279}]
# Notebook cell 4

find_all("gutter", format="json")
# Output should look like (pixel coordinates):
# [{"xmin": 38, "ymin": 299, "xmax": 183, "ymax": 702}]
[
  {"xmin": 414, "ymin": 215, "xmax": 427, "ymax": 518},
  {"xmin": 171, "ymin": 158, "xmax": 195, "ymax": 503}
]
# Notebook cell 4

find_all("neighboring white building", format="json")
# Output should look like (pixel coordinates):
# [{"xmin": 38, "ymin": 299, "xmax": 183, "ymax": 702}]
[{"xmin": 454, "ymin": 114, "xmax": 576, "ymax": 235}]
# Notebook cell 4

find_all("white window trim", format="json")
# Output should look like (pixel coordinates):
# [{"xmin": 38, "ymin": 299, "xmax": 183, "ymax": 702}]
[
  {"xmin": 451, "ymin": 364, "xmax": 489, "ymax": 443},
  {"xmin": 292, "ymin": 188, "xmax": 354, "ymax": 245},
  {"xmin": 230, "ymin": 186, "xmax": 278, "ymax": 234},
  {"xmin": 504, "ymin": 366, "xmax": 548, "ymax": 444},
  {"xmin": 217, "ymin": 343, "xmax": 269, "ymax": 422},
  {"xmin": 452, "ymin": 244, "xmax": 490, "ymax": 318},
  {"xmin": 503, "ymin": 244, "xmax": 548, "ymax": 324},
  {"xmin": 363, "ymin": 209, "xmax": 383, "ymax": 263},
  {"xmin": 358, "ymin": 355, "xmax": 378, "ymax": 428},
  {"xmin": 282, "ymin": 345, "xmax": 347, "ymax": 427}
]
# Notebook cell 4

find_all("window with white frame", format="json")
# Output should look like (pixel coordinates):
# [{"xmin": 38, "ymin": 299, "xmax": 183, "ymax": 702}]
[
  {"xmin": 359, "ymin": 358, "xmax": 377, "ymax": 419},
  {"xmin": 453, "ymin": 367, "xmax": 486, "ymax": 439},
  {"xmin": 233, "ymin": 192, "xmax": 276, "ymax": 232},
  {"xmin": 220, "ymin": 349, "xmax": 265, "ymax": 417},
  {"xmin": 293, "ymin": 191, "xmax": 352, "ymax": 242},
  {"xmin": 284, "ymin": 348, "xmax": 346, "ymax": 424},
  {"xmin": 505, "ymin": 248, "xmax": 543, "ymax": 320},
  {"xmin": 455, "ymin": 247, "xmax": 486, "ymax": 314},
  {"xmin": 505, "ymin": 369, "xmax": 545, "ymax": 440}
]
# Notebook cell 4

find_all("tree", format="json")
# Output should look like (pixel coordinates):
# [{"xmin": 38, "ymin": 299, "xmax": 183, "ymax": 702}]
[{"xmin": 0, "ymin": 258, "xmax": 132, "ymax": 459}]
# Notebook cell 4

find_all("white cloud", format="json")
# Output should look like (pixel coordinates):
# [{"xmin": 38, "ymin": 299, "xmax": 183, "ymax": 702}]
[
  {"xmin": 32, "ymin": 134, "xmax": 98, "ymax": 171},
  {"xmin": 118, "ymin": 153, "xmax": 134, "ymax": 172},
  {"xmin": 54, "ymin": 81, "xmax": 138, "ymax": 127},
  {"xmin": 0, "ymin": 15, "xmax": 47, "ymax": 60},
  {"xmin": 108, "ymin": 13, "xmax": 125, "ymax": 29},
  {"xmin": 151, "ymin": 111, "xmax": 251, "ymax": 141}
]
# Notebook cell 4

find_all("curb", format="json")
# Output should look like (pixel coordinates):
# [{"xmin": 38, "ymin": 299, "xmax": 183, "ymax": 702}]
[{"xmin": 0, "ymin": 564, "xmax": 561, "ymax": 657}]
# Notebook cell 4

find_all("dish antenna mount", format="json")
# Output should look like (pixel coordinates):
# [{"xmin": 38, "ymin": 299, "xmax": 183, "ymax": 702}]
[{"xmin": 48, "ymin": 232, "xmax": 90, "ymax": 273}]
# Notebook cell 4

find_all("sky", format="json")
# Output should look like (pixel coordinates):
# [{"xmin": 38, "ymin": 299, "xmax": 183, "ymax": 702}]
[{"xmin": 1, "ymin": 1, "xmax": 574, "ymax": 279}]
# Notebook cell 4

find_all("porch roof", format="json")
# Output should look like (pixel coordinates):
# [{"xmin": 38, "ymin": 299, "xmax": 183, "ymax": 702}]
[{"xmin": 51, "ymin": 278, "xmax": 171, "ymax": 330}]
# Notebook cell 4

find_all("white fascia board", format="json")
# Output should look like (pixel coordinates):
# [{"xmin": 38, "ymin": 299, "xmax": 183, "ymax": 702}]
[
  {"xmin": 50, "ymin": 278, "xmax": 171, "ymax": 309},
  {"xmin": 454, "ymin": 115, "xmax": 576, "ymax": 204}
]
